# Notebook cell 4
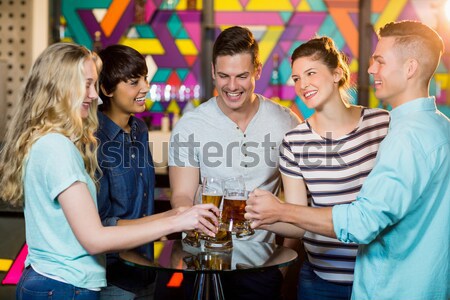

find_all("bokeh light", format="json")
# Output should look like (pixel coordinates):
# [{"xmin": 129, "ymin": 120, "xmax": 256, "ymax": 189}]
[{"xmin": 445, "ymin": 0, "xmax": 450, "ymax": 21}]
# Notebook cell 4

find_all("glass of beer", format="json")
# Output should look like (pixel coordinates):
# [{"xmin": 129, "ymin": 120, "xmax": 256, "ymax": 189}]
[
  {"xmin": 204, "ymin": 222, "xmax": 233, "ymax": 250},
  {"xmin": 201, "ymin": 177, "xmax": 223, "ymax": 211},
  {"xmin": 202, "ymin": 177, "xmax": 234, "ymax": 250},
  {"xmin": 222, "ymin": 188, "xmax": 254, "ymax": 238},
  {"xmin": 199, "ymin": 176, "xmax": 223, "ymax": 240},
  {"xmin": 182, "ymin": 184, "xmax": 203, "ymax": 248}
]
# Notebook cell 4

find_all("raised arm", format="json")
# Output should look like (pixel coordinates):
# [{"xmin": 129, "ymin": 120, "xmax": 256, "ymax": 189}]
[
  {"xmin": 59, "ymin": 181, "xmax": 218, "ymax": 255},
  {"xmin": 259, "ymin": 175, "xmax": 308, "ymax": 238},
  {"xmin": 246, "ymin": 174, "xmax": 335, "ymax": 238},
  {"xmin": 169, "ymin": 166, "xmax": 200, "ymax": 208}
]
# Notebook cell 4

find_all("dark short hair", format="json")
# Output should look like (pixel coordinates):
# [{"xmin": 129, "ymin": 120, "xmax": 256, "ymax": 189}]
[
  {"xmin": 98, "ymin": 44, "xmax": 148, "ymax": 111},
  {"xmin": 212, "ymin": 26, "xmax": 261, "ymax": 71}
]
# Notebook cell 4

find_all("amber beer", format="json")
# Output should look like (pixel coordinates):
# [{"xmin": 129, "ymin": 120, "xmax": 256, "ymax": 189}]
[
  {"xmin": 202, "ymin": 195, "xmax": 233, "ymax": 250},
  {"xmin": 201, "ymin": 194, "xmax": 222, "ymax": 224},
  {"xmin": 202, "ymin": 194, "xmax": 222, "ymax": 207},
  {"xmin": 198, "ymin": 194, "xmax": 222, "ymax": 241},
  {"xmin": 222, "ymin": 196, "xmax": 247, "ymax": 230}
]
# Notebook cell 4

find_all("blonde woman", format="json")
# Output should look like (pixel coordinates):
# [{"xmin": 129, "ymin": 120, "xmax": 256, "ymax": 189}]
[{"xmin": 0, "ymin": 43, "xmax": 218, "ymax": 299}]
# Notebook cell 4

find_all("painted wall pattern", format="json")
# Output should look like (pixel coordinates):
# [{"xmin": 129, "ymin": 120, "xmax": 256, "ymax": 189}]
[{"xmin": 59, "ymin": 0, "xmax": 449, "ymax": 119}]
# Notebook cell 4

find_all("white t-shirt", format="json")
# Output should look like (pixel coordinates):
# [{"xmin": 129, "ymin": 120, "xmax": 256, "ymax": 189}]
[{"xmin": 169, "ymin": 95, "xmax": 301, "ymax": 242}]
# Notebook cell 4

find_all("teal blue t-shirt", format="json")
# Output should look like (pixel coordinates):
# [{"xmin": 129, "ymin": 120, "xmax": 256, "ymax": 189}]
[{"xmin": 24, "ymin": 133, "xmax": 106, "ymax": 289}]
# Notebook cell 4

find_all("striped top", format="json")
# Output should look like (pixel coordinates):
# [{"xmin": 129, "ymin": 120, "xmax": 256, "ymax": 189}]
[{"xmin": 279, "ymin": 107, "xmax": 390, "ymax": 284}]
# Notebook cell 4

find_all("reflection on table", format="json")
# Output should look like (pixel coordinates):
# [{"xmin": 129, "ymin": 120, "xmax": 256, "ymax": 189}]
[{"xmin": 120, "ymin": 239, "xmax": 298, "ymax": 299}]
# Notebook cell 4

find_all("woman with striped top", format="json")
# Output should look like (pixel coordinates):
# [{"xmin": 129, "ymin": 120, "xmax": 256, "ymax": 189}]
[{"xmin": 246, "ymin": 37, "xmax": 389, "ymax": 300}]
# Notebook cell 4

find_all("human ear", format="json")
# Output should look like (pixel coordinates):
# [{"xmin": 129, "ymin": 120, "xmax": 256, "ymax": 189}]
[
  {"xmin": 333, "ymin": 67, "xmax": 344, "ymax": 84},
  {"xmin": 254, "ymin": 64, "xmax": 262, "ymax": 80},
  {"xmin": 100, "ymin": 85, "xmax": 113, "ymax": 97},
  {"xmin": 406, "ymin": 59, "xmax": 418, "ymax": 79},
  {"xmin": 211, "ymin": 62, "xmax": 217, "ymax": 80}
]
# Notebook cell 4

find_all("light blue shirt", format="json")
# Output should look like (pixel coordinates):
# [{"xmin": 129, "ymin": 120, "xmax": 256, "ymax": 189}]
[
  {"xmin": 24, "ymin": 133, "xmax": 106, "ymax": 289},
  {"xmin": 333, "ymin": 97, "xmax": 450, "ymax": 300}
]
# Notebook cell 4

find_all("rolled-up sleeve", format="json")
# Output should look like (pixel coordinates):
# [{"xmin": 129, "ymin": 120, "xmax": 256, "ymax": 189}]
[{"xmin": 333, "ymin": 132, "xmax": 428, "ymax": 244}]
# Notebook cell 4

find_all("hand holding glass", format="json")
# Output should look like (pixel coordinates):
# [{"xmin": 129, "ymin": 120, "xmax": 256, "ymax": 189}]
[
  {"xmin": 199, "ymin": 177, "xmax": 223, "ymax": 240},
  {"xmin": 182, "ymin": 184, "xmax": 203, "ymax": 247},
  {"xmin": 202, "ymin": 177, "xmax": 233, "ymax": 250}
]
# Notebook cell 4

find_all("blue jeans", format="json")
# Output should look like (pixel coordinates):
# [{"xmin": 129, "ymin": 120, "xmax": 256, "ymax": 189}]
[
  {"xmin": 16, "ymin": 266, "xmax": 99, "ymax": 300},
  {"xmin": 297, "ymin": 262, "xmax": 352, "ymax": 300}
]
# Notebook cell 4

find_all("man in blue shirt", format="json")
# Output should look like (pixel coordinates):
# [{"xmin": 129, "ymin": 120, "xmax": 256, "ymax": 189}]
[{"xmin": 246, "ymin": 20, "xmax": 449, "ymax": 300}]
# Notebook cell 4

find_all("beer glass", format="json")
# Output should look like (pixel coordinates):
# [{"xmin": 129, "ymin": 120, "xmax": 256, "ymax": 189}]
[
  {"xmin": 204, "ymin": 221, "xmax": 233, "ymax": 250},
  {"xmin": 199, "ymin": 176, "xmax": 223, "ymax": 240},
  {"xmin": 201, "ymin": 177, "xmax": 223, "ymax": 210},
  {"xmin": 222, "ymin": 188, "xmax": 254, "ymax": 238},
  {"xmin": 182, "ymin": 184, "xmax": 203, "ymax": 247},
  {"xmin": 202, "ymin": 177, "xmax": 233, "ymax": 250}
]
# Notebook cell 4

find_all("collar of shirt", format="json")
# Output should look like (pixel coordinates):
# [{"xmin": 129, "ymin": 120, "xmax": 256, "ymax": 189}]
[
  {"xmin": 97, "ymin": 111, "xmax": 140, "ymax": 141},
  {"xmin": 211, "ymin": 94, "xmax": 264, "ymax": 131},
  {"xmin": 389, "ymin": 97, "xmax": 436, "ymax": 129}
]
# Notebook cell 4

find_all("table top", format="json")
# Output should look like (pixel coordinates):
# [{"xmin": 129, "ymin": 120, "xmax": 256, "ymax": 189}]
[{"xmin": 120, "ymin": 239, "xmax": 298, "ymax": 274}]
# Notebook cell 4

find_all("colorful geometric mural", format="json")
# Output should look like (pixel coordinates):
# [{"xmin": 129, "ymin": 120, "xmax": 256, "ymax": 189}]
[
  {"xmin": 59, "ymin": 0, "xmax": 450, "ymax": 120},
  {"xmin": 2, "ymin": 0, "xmax": 450, "ymax": 288}
]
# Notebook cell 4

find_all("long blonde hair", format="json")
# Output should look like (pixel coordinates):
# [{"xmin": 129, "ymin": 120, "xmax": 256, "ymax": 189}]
[{"xmin": 0, "ymin": 43, "xmax": 102, "ymax": 206}]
